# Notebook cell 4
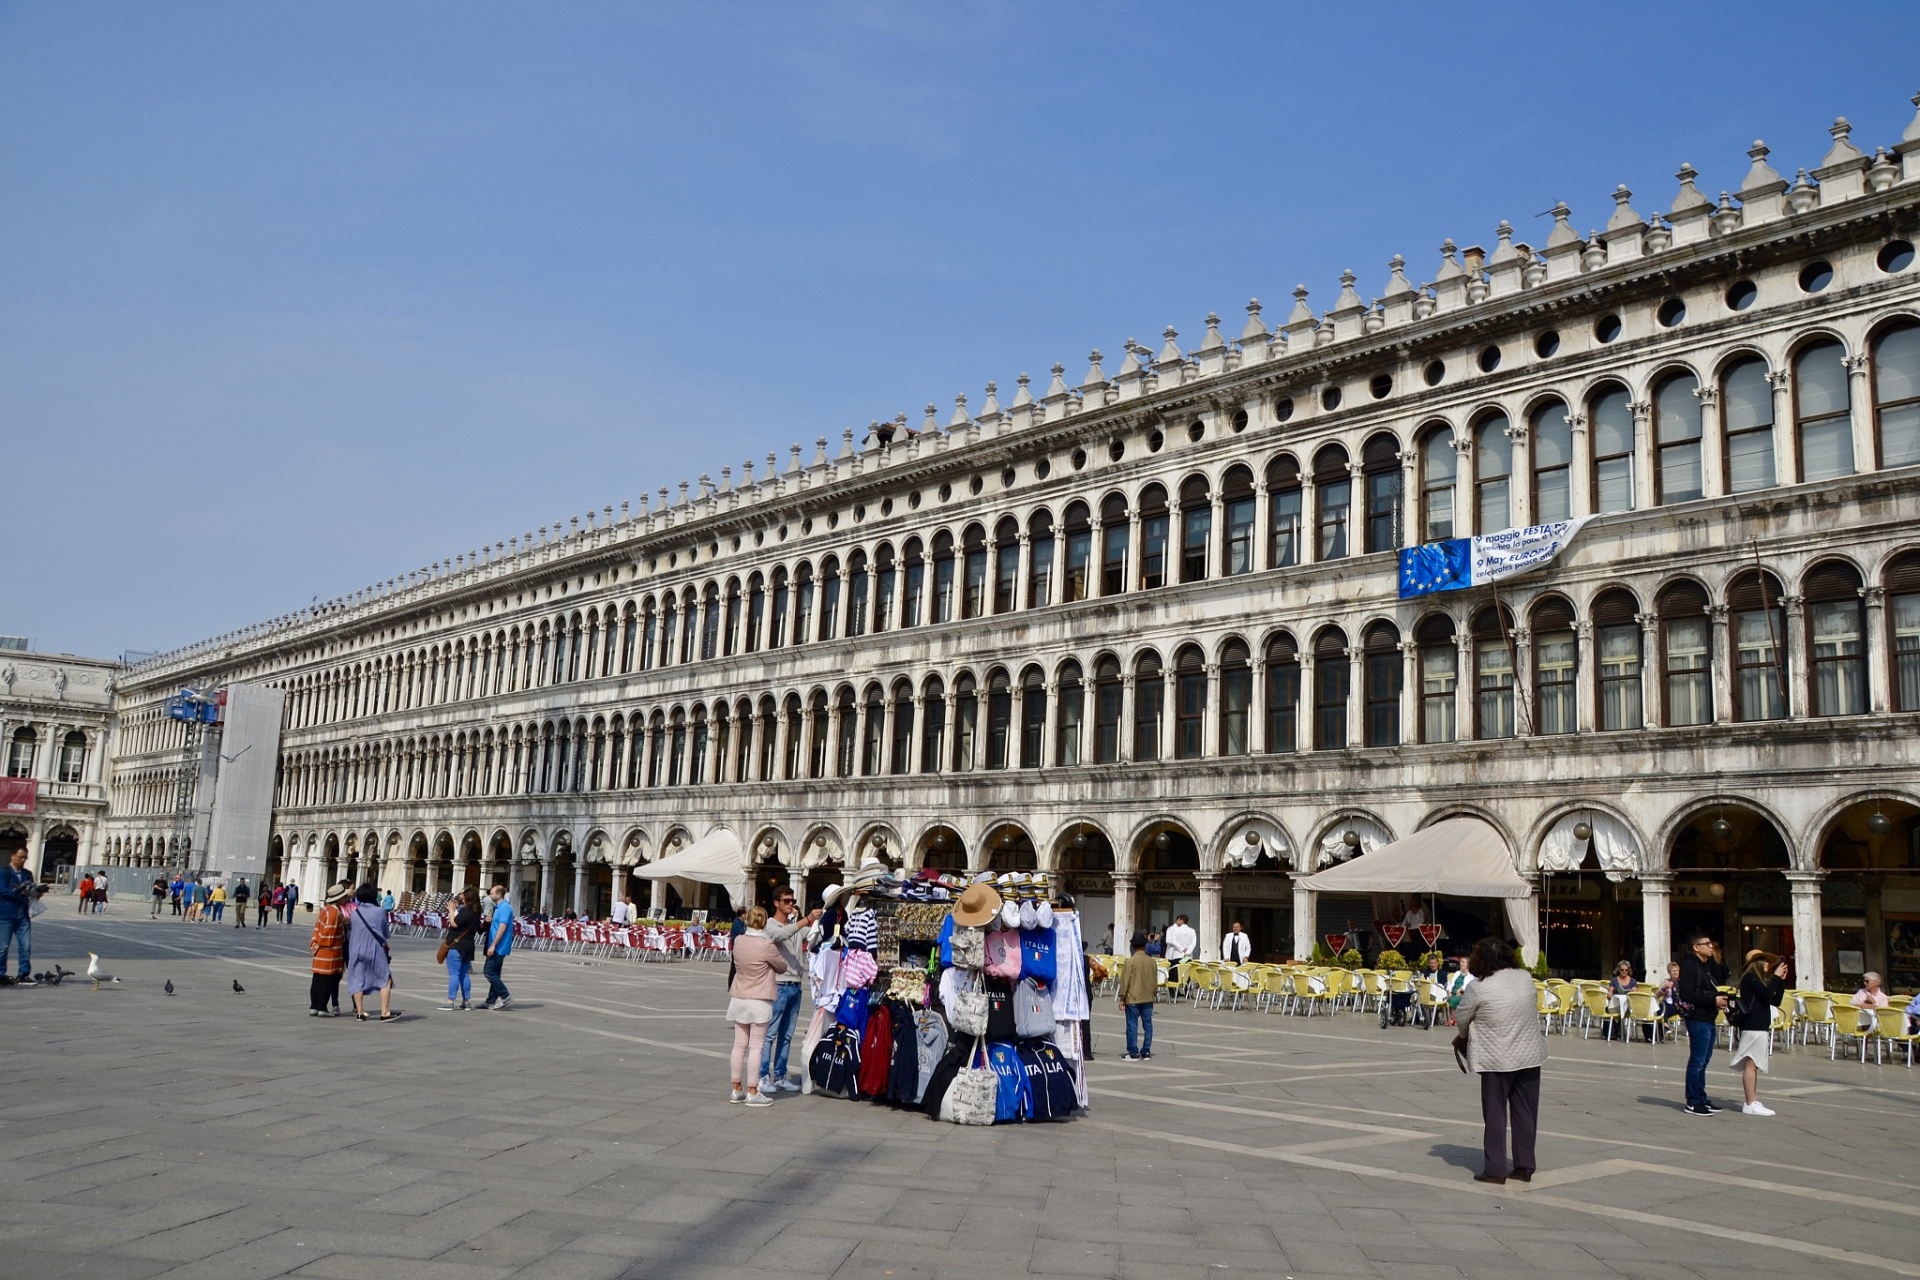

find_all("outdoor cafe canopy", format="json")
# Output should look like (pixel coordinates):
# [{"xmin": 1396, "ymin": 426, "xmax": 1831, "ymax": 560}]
[
  {"xmin": 630, "ymin": 827, "xmax": 748, "ymax": 910},
  {"xmin": 1299, "ymin": 817, "xmax": 1538, "ymax": 963}
]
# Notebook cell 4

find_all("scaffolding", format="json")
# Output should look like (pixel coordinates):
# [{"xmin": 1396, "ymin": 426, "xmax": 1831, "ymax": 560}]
[{"xmin": 165, "ymin": 689, "xmax": 220, "ymax": 872}]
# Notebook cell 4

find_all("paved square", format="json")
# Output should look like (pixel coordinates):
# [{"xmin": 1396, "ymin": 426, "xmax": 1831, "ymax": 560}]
[{"xmin": 4, "ymin": 913, "xmax": 1918, "ymax": 1280}]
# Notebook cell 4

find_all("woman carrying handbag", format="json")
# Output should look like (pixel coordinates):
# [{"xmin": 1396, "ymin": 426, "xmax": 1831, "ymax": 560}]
[
  {"xmin": 345, "ymin": 883, "xmax": 398, "ymax": 1022},
  {"xmin": 437, "ymin": 889, "xmax": 480, "ymax": 1011}
]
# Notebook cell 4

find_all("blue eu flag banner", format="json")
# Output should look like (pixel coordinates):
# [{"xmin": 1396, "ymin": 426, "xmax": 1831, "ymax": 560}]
[{"xmin": 1398, "ymin": 539, "xmax": 1470, "ymax": 598}]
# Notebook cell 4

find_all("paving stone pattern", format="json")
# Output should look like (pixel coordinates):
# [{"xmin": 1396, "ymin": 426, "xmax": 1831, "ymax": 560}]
[{"xmin": 4, "ymin": 914, "xmax": 1919, "ymax": 1279}]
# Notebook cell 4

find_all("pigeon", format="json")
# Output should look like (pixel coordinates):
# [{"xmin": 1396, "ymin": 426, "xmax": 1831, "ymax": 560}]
[
  {"xmin": 164, "ymin": 980, "xmax": 175, "ymax": 995},
  {"xmin": 232, "ymin": 980, "xmax": 244, "ymax": 993},
  {"xmin": 53, "ymin": 964, "xmax": 74, "ymax": 984},
  {"xmin": 86, "ymin": 953, "xmax": 119, "ymax": 990}
]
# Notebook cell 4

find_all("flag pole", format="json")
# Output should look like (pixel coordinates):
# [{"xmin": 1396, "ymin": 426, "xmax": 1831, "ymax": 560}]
[{"xmin": 1749, "ymin": 537, "xmax": 1786, "ymax": 718}]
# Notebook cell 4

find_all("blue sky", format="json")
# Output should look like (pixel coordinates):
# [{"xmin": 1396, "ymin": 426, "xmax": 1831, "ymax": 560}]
[{"xmin": 3, "ymin": 1, "xmax": 1915, "ymax": 660}]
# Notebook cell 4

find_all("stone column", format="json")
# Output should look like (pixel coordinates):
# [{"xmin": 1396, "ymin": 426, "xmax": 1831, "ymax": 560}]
[
  {"xmin": 539, "ymin": 859, "xmax": 556, "ymax": 914},
  {"xmin": 1119, "ymin": 674, "xmax": 1136, "ymax": 763},
  {"xmin": 1346, "ymin": 646, "xmax": 1366, "ymax": 747},
  {"xmin": 1013, "ymin": 532, "xmax": 1032, "ymax": 613},
  {"xmin": 1512, "ymin": 627, "xmax": 1534, "ymax": 736},
  {"xmin": 1160, "ymin": 668, "xmax": 1177, "ymax": 762},
  {"xmin": 1629, "ymin": 399, "xmax": 1654, "ymax": 511},
  {"xmin": 1197, "ymin": 872, "xmax": 1223, "ymax": 962},
  {"xmin": 1709, "ymin": 604, "xmax": 1735, "ymax": 724},
  {"xmin": 573, "ymin": 861, "xmax": 589, "ymax": 916},
  {"xmin": 774, "ymin": 709, "xmax": 793, "ymax": 781},
  {"xmin": 1636, "ymin": 612, "xmax": 1661, "ymax": 729},
  {"xmin": 1291, "ymin": 874, "xmax": 1317, "ymax": 962},
  {"xmin": 648, "ymin": 875, "xmax": 664, "ymax": 915},
  {"xmin": 508, "ymin": 852, "xmax": 522, "ymax": 910},
  {"xmin": 1782, "ymin": 595, "xmax": 1807, "ymax": 719},
  {"xmin": 1568, "ymin": 411, "xmax": 1592, "ymax": 517},
  {"xmin": 1041, "ymin": 682, "xmax": 1059, "ymax": 768},
  {"xmin": 1767, "ymin": 370, "xmax": 1795, "ymax": 484},
  {"xmin": 1298, "ymin": 653, "xmax": 1317, "ymax": 752},
  {"xmin": 1300, "ymin": 476, "xmax": 1319, "ymax": 563},
  {"xmin": 1862, "ymin": 587, "xmax": 1890, "ymax": 713},
  {"xmin": 1505, "ymin": 419, "xmax": 1531, "ymax": 529},
  {"xmin": 788, "ymin": 866, "xmax": 807, "ymax": 911},
  {"xmin": 827, "ymin": 704, "xmax": 847, "ymax": 779},
  {"xmin": 1640, "ymin": 873, "xmax": 1673, "ymax": 980},
  {"xmin": 1111, "ymin": 872, "xmax": 1137, "ymax": 954},
  {"xmin": 1202, "ymin": 663, "xmax": 1221, "ymax": 757},
  {"xmin": 1088, "ymin": 517, "xmax": 1105, "ymax": 595},
  {"xmin": 1398, "ymin": 449, "xmax": 1420, "ymax": 548},
  {"xmin": 1787, "ymin": 870, "xmax": 1826, "ymax": 993},
  {"xmin": 1450, "ymin": 436, "xmax": 1474, "ymax": 538},
  {"xmin": 1399, "ymin": 639, "xmax": 1421, "ymax": 745},
  {"xmin": 1574, "ymin": 621, "xmax": 1597, "ymax": 733},
  {"xmin": 908, "ymin": 695, "xmax": 927, "ymax": 773},
  {"xmin": 1696, "ymin": 385, "xmax": 1725, "ymax": 499},
  {"xmin": 1251, "ymin": 660, "xmax": 1270, "ymax": 754},
  {"xmin": 1252, "ymin": 485, "xmax": 1271, "ymax": 570},
  {"xmin": 1845, "ymin": 353, "xmax": 1875, "ymax": 475},
  {"xmin": 1455, "ymin": 633, "xmax": 1476, "ymax": 740}
]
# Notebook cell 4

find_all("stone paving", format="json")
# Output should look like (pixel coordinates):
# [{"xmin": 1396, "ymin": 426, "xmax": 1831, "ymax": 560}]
[{"xmin": 4, "ymin": 911, "xmax": 1919, "ymax": 1280}]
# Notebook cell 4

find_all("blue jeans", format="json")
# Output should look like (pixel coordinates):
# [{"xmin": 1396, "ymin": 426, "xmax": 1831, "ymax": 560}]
[
  {"xmin": 761, "ymin": 982, "xmax": 803, "ymax": 1082},
  {"xmin": 1685, "ymin": 1018, "xmax": 1715, "ymax": 1106},
  {"xmin": 447, "ymin": 952, "xmax": 472, "ymax": 1001},
  {"xmin": 1125, "ymin": 1002, "xmax": 1154, "ymax": 1056},
  {"xmin": 0, "ymin": 917, "xmax": 28, "ymax": 977},
  {"xmin": 211, "ymin": 902, "xmax": 224, "ymax": 921},
  {"xmin": 483, "ymin": 952, "xmax": 510, "ymax": 1004}
]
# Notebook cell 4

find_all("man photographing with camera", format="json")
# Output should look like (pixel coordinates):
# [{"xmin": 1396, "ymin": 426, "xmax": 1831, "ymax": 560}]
[{"xmin": 1678, "ymin": 932, "xmax": 1730, "ymax": 1116}]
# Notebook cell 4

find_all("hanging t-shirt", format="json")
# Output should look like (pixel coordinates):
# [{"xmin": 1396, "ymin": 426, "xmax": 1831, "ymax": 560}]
[
  {"xmin": 845, "ymin": 908, "xmax": 878, "ymax": 952},
  {"xmin": 1049, "ymin": 911, "xmax": 1090, "ymax": 1022}
]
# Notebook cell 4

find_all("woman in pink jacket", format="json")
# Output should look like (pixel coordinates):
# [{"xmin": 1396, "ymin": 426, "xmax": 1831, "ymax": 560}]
[{"xmin": 728, "ymin": 906, "xmax": 788, "ymax": 1108}]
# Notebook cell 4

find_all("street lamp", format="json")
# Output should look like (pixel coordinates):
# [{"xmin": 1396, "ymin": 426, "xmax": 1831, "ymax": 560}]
[{"xmin": 1868, "ymin": 810, "xmax": 1892, "ymax": 836}]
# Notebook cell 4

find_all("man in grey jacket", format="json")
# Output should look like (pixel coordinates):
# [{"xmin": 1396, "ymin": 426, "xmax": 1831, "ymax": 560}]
[{"xmin": 759, "ymin": 888, "xmax": 820, "ymax": 1094}]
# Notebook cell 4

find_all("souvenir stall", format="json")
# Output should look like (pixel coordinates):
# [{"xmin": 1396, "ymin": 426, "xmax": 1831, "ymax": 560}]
[{"xmin": 801, "ymin": 863, "xmax": 1089, "ymax": 1125}]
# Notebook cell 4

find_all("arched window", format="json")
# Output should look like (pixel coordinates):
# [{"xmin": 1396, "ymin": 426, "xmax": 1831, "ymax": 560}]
[
  {"xmin": 1313, "ymin": 628, "xmax": 1349, "ymax": 749},
  {"xmin": 1314, "ymin": 446, "xmax": 1350, "ymax": 560},
  {"xmin": 1657, "ymin": 581, "xmax": 1712, "ymax": 727},
  {"xmin": 1093, "ymin": 656, "xmax": 1123, "ymax": 763},
  {"xmin": 1055, "ymin": 660, "xmax": 1085, "ymax": 765},
  {"xmin": 1530, "ymin": 596, "xmax": 1577, "ymax": 735},
  {"xmin": 992, "ymin": 518, "xmax": 1020, "ymax": 613},
  {"xmin": 920, "ymin": 676, "xmax": 947, "ymax": 773},
  {"xmin": 1874, "ymin": 323, "xmax": 1920, "ymax": 468},
  {"xmin": 1099, "ymin": 493, "xmax": 1129, "ymax": 594},
  {"xmin": 755, "ymin": 699, "xmax": 776, "ymax": 782},
  {"xmin": 701, "ymin": 584, "xmax": 722, "ymax": 658},
  {"xmin": 808, "ymin": 692, "xmax": 831, "ymax": 779},
  {"xmin": 834, "ymin": 689, "xmax": 857, "ymax": 777},
  {"xmin": 1364, "ymin": 622, "xmax": 1401, "ymax": 746},
  {"xmin": 792, "ymin": 564, "xmax": 815, "ymax": 643},
  {"xmin": 931, "ymin": 532, "xmax": 957, "ymax": 624},
  {"xmin": 744, "ymin": 577, "xmax": 763, "ymax": 653},
  {"xmin": 768, "ymin": 569, "xmax": 788, "ymax": 647},
  {"xmin": 1267, "ymin": 455, "xmax": 1302, "ymax": 567},
  {"xmin": 1138, "ymin": 485, "xmax": 1171, "ymax": 589},
  {"xmin": 1472, "ymin": 606, "xmax": 1516, "ymax": 738},
  {"xmin": 667, "ymin": 710, "xmax": 687, "ymax": 787},
  {"xmin": 1887, "ymin": 551, "xmax": 1920, "ymax": 711},
  {"xmin": 1590, "ymin": 386, "xmax": 1635, "ymax": 513},
  {"xmin": 1419, "ymin": 426, "xmax": 1456, "ymax": 542},
  {"xmin": 1593, "ymin": 589, "xmax": 1643, "ymax": 731},
  {"xmin": 1061, "ymin": 503, "xmax": 1092, "ymax": 603},
  {"xmin": 6, "ymin": 727, "xmax": 35, "ymax": 778},
  {"xmin": 890, "ymin": 678, "xmax": 916, "ymax": 774},
  {"xmin": 1474, "ymin": 413, "xmax": 1512, "ymax": 533},
  {"xmin": 565, "ymin": 615, "xmax": 583, "ymax": 682},
  {"xmin": 1722, "ymin": 357, "xmax": 1777, "ymax": 493},
  {"xmin": 722, "ymin": 582, "xmax": 741, "ymax": 656},
  {"xmin": 951, "ymin": 672, "xmax": 978, "ymax": 770},
  {"xmin": 1221, "ymin": 467, "xmax": 1256, "ymax": 576},
  {"xmin": 690, "ymin": 706, "xmax": 710, "ymax": 784},
  {"xmin": 782, "ymin": 695, "xmax": 803, "ymax": 780},
  {"xmin": 873, "ymin": 544, "xmax": 896, "ymax": 633},
  {"xmin": 1795, "ymin": 339, "xmax": 1853, "ymax": 482},
  {"xmin": 1653, "ymin": 371, "xmax": 1704, "ymax": 504},
  {"xmin": 1018, "ymin": 666, "xmax": 1046, "ymax": 768},
  {"xmin": 1726, "ymin": 570, "xmax": 1786, "ymax": 721},
  {"xmin": 1220, "ymin": 640, "xmax": 1252, "ymax": 756},
  {"xmin": 1173, "ymin": 646, "xmax": 1206, "ymax": 759},
  {"xmin": 859, "ymin": 686, "xmax": 883, "ymax": 776},
  {"xmin": 1362, "ymin": 434, "xmax": 1402, "ymax": 553},
  {"xmin": 817, "ymin": 557, "xmax": 840, "ymax": 642},
  {"xmin": 1027, "ymin": 509, "xmax": 1055, "ymax": 607},
  {"xmin": 985, "ymin": 669, "xmax": 1013, "ymax": 769},
  {"xmin": 1530, "ymin": 401, "xmax": 1573, "ymax": 523},
  {"xmin": 1179, "ymin": 477, "xmax": 1211, "ymax": 582},
  {"xmin": 962, "ymin": 525, "xmax": 989, "ymax": 619},
  {"xmin": 901, "ymin": 538, "xmax": 925, "ymax": 627},
  {"xmin": 58, "ymin": 731, "xmax": 86, "ymax": 783},
  {"xmin": 1133, "ymin": 651, "xmax": 1164, "ymax": 761},
  {"xmin": 1417, "ymin": 614, "xmax": 1457, "ymax": 743},
  {"xmin": 1805, "ymin": 560, "xmax": 1867, "ymax": 716},
  {"xmin": 845, "ymin": 553, "xmax": 868, "ymax": 639}
]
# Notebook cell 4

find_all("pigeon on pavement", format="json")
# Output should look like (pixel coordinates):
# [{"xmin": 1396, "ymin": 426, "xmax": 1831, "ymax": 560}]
[
  {"xmin": 232, "ymin": 980, "xmax": 245, "ymax": 993},
  {"xmin": 164, "ymin": 980, "xmax": 175, "ymax": 995}
]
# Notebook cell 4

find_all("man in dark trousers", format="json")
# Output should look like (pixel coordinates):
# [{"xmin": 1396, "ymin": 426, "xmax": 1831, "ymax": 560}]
[{"xmin": 1678, "ymin": 931, "xmax": 1730, "ymax": 1116}]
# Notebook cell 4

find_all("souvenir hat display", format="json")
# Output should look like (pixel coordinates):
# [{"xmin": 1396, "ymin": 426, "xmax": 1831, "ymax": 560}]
[{"xmin": 801, "ymin": 865, "xmax": 1089, "ymax": 1125}]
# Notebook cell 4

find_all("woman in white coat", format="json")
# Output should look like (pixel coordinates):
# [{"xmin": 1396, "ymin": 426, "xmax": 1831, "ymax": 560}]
[{"xmin": 1452, "ymin": 935, "xmax": 1548, "ymax": 1186}]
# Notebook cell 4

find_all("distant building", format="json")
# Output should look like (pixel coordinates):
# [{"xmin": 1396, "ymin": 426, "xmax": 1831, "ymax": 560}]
[{"xmin": 0, "ymin": 647, "xmax": 119, "ymax": 881}]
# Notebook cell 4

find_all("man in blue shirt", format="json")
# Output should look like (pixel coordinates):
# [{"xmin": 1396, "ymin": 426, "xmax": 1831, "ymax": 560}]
[
  {"xmin": 481, "ymin": 883, "xmax": 514, "ymax": 1010},
  {"xmin": 1, "ymin": 848, "xmax": 36, "ymax": 985},
  {"xmin": 169, "ymin": 875, "xmax": 184, "ymax": 916}
]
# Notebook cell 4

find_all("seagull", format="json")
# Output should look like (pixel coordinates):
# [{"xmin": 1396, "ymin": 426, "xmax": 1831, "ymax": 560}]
[
  {"xmin": 164, "ymin": 980, "xmax": 175, "ymax": 995},
  {"xmin": 86, "ymin": 954, "xmax": 119, "ymax": 990},
  {"xmin": 232, "ymin": 980, "xmax": 244, "ymax": 993}
]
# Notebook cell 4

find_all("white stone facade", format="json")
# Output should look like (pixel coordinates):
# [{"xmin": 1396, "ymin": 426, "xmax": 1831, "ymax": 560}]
[
  {"xmin": 98, "ymin": 99, "xmax": 1920, "ymax": 991},
  {"xmin": 1, "ymin": 647, "xmax": 119, "ymax": 880}
]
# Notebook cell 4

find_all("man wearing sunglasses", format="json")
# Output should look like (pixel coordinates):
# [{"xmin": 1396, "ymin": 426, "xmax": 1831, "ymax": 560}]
[{"xmin": 759, "ymin": 889, "xmax": 821, "ymax": 1095}]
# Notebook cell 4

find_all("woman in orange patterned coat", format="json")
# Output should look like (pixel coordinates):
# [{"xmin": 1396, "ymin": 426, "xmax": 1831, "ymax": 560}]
[{"xmin": 309, "ymin": 882, "xmax": 350, "ymax": 1017}]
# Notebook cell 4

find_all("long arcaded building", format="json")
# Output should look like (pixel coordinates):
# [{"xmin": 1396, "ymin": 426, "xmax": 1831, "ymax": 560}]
[{"xmin": 93, "ymin": 96, "xmax": 1920, "ymax": 990}]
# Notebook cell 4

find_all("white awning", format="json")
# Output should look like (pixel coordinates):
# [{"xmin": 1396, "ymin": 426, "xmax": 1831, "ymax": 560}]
[{"xmin": 631, "ymin": 828, "xmax": 747, "ymax": 906}]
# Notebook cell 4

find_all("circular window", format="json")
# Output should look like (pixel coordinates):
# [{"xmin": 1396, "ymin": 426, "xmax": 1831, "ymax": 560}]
[
  {"xmin": 1275, "ymin": 395, "xmax": 1295, "ymax": 422},
  {"xmin": 1369, "ymin": 374, "xmax": 1392, "ymax": 400},
  {"xmin": 852, "ymin": 503, "xmax": 865, "ymax": 522},
  {"xmin": 1477, "ymin": 345, "xmax": 1501, "ymax": 373},
  {"xmin": 1147, "ymin": 429, "xmax": 1165, "ymax": 453},
  {"xmin": 881, "ymin": 497, "xmax": 895, "ymax": 516},
  {"xmin": 1657, "ymin": 297, "xmax": 1686, "ymax": 328},
  {"xmin": 1321, "ymin": 386, "xmax": 1342, "ymax": 411},
  {"xmin": 999, "ymin": 466, "xmax": 1015, "ymax": 488},
  {"xmin": 709, "ymin": 541, "xmax": 720, "ymax": 557},
  {"xmin": 1423, "ymin": 359, "xmax": 1445, "ymax": 387},
  {"xmin": 1594, "ymin": 313, "xmax": 1622, "ymax": 343},
  {"xmin": 826, "ymin": 512, "xmax": 838, "ymax": 529},
  {"xmin": 938, "ymin": 482, "xmax": 953, "ymax": 502},
  {"xmin": 777, "ymin": 524, "xmax": 789, "ymax": 541},
  {"xmin": 908, "ymin": 491, "xmax": 921, "ymax": 510},
  {"xmin": 1035, "ymin": 458, "xmax": 1052, "ymax": 480},
  {"xmin": 1534, "ymin": 330, "xmax": 1560, "ymax": 358},
  {"xmin": 1108, "ymin": 438, "xmax": 1125, "ymax": 461},
  {"xmin": 1879, "ymin": 239, "xmax": 1916, "ymax": 273},
  {"xmin": 1071, "ymin": 447, "xmax": 1087, "ymax": 471},
  {"xmin": 1799, "ymin": 260, "xmax": 1833, "ymax": 293},
  {"xmin": 1726, "ymin": 279, "xmax": 1758, "ymax": 311},
  {"xmin": 666, "ymin": 552, "xmax": 677, "ymax": 568},
  {"xmin": 1230, "ymin": 409, "xmax": 1249, "ymax": 433},
  {"xmin": 801, "ymin": 517, "xmax": 813, "ymax": 535},
  {"xmin": 1187, "ymin": 420, "xmax": 1204, "ymax": 442},
  {"xmin": 968, "ymin": 475, "xmax": 983, "ymax": 496},
  {"xmin": 732, "ymin": 535, "xmax": 743, "ymax": 551},
  {"xmin": 752, "ymin": 532, "xmax": 763, "ymax": 548}
]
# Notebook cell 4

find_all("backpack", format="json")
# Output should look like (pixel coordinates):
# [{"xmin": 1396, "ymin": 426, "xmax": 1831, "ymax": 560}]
[
  {"xmin": 984, "ymin": 930, "xmax": 1023, "ymax": 980},
  {"xmin": 1019, "ymin": 927, "xmax": 1057, "ymax": 986},
  {"xmin": 983, "ymin": 977, "xmax": 1017, "ymax": 1042},
  {"xmin": 1012, "ymin": 977, "xmax": 1055, "ymax": 1040},
  {"xmin": 808, "ymin": 1024, "xmax": 862, "ymax": 1098},
  {"xmin": 856, "ymin": 1003, "xmax": 895, "ymax": 1098},
  {"xmin": 984, "ymin": 1042, "xmax": 1029, "ymax": 1123},
  {"xmin": 1015, "ymin": 1041, "xmax": 1080, "ymax": 1120}
]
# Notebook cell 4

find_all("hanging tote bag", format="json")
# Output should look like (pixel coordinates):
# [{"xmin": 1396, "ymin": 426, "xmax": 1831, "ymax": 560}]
[
  {"xmin": 948, "ymin": 972, "xmax": 989, "ymax": 1038},
  {"xmin": 950, "ymin": 924, "xmax": 986, "ymax": 972},
  {"xmin": 942, "ymin": 1038, "xmax": 998, "ymax": 1126}
]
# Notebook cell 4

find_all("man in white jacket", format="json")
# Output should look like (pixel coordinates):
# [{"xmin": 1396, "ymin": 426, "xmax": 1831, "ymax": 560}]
[
  {"xmin": 1165, "ymin": 915, "xmax": 1197, "ymax": 982},
  {"xmin": 1222, "ymin": 921, "xmax": 1253, "ymax": 963}
]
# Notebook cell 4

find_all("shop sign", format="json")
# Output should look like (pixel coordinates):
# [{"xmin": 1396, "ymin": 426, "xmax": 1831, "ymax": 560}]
[
  {"xmin": 1141, "ymin": 875, "xmax": 1197, "ymax": 895},
  {"xmin": 1063, "ymin": 871, "xmax": 1113, "ymax": 893},
  {"xmin": 1221, "ymin": 875, "xmax": 1291, "ymax": 903}
]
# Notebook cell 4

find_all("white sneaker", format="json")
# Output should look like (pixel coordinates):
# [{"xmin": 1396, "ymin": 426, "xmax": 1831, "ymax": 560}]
[
  {"xmin": 1742, "ymin": 1102, "xmax": 1775, "ymax": 1116},
  {"xmin": 757, "ymin": 1078, "xmax": 777, "ymax": 1097},
  {"xmin": 744, "ymin": 1091, "xmax": 773, "ymax": 1108},
  {"xmin": 729, "ymin": 1088, "xmax": 746, "ymax": 1104}
]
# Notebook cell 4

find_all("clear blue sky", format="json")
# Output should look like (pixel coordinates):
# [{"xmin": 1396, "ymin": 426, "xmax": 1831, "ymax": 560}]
[{"xmin": 3, "ymin": 2, "xmax": 1914, "ymax": 661}]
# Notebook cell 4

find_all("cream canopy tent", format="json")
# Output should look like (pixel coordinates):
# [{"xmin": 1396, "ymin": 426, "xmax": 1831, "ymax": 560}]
[
  {"xmin": 1298, "ymin": 817, "xmax": 1538, "ymax": 964},
  {"xmin": 631, "ymin": 828, "xmax": 748, "ymax": 912}
]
